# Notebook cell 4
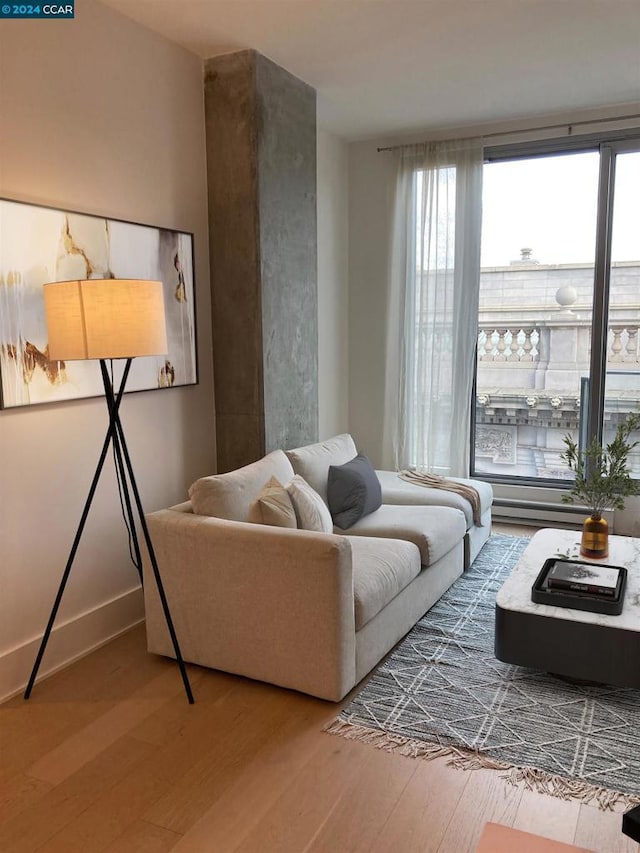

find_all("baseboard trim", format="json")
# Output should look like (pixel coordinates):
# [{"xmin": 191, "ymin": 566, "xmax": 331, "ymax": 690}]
[
  {"xmin": 492, "ymin": 498, "xmax": 612, "ymax": 530},
  {"xmin": 0, "ymin": 586, "xmax": 145, "ymax": 704}
]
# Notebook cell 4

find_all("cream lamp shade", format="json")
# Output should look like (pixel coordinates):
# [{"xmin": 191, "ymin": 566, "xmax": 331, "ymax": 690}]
[{"xmin": 44, "ymin": 279, "xmax": 168, "ymax": 361}]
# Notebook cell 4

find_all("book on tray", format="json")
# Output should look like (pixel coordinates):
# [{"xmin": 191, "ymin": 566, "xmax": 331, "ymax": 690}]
[{"xmin": 546, "ymin": 559, "xmax": 621, "ymax": 597}]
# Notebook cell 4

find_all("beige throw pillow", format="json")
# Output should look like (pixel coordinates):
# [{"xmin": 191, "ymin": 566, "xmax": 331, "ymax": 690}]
[
  {"xmin": 285, "ymin": 434, "xmax": 358, "ymax": 504},
  {"xmin": 188, "ymin": 449, "xmax": 295, "ymax": 521},
  {"xmin": 247, "ymin": 477, "xmax": 297, "ymax": 528},
  {"xmin": 286, "ymin": 475, "xmax": 333, "ymax": 533}
]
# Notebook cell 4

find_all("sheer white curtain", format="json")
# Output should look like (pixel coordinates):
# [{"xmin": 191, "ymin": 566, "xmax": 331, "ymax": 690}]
[{"xmin": 383, "ymin": 139, "xmax": 483, "ymax": 476}]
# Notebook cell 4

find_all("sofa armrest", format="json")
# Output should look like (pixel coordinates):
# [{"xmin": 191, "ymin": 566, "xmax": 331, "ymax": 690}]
[{"xmin": 143, "ymin": 509, "xmax": 356, "ymax": 702}]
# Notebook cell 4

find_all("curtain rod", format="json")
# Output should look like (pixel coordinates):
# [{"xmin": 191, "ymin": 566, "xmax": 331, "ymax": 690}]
[{"xmin": 376, "ymin": 111, "xmax": 640, "ymax": 152}]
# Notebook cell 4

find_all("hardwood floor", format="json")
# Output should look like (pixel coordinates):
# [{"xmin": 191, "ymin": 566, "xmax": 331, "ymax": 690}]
[{"xmin": 2, "ymin": 525, "xmax": 637, "ymax": 853}]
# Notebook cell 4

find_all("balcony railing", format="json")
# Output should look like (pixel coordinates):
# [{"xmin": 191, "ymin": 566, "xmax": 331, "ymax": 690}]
[
  {"xmin": 477, "ymin": 325, "xmax": 640, "ymax": 366},
  {"xmin": 478, "ymin": 328, "xmax": 539, "ymax": 362},
  {"xmin": 609, "ymin": 326, "xmax": 639, "ymax": 363}
]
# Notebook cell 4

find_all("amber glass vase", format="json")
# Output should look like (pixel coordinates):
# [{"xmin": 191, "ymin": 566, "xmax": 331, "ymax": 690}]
[{"xmin": 580, "ymin": 514, "xmax": 609, "ymax": 559}]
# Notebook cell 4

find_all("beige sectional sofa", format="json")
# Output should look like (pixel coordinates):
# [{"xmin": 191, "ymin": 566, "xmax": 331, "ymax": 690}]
[
  {"xmin": 285, "ymin": 434, "xmax": 493, "ymax": 569},
  {"xmin": 143, "ymin": 435, "xmax": 492, "ymax": 701}
]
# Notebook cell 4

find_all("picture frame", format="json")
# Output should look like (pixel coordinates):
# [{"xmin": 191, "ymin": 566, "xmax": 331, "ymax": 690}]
[{"xmin": 0, "ymin": 197, "xmax": 198, "ymax": 409}]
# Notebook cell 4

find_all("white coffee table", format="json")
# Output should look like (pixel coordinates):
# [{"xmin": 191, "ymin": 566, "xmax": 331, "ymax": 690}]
[{"xmin": 495, "ymin": 528, "xmax": 640, "ymax": 687}]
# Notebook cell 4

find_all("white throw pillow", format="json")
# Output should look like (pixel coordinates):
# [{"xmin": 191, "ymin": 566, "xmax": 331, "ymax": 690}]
[
  {"xmin": 247, "ymin": 477, "xmax": 297, "ymax": 528},
  {"xmin": 285, "ymin": 434, "xmax": 358, "ymax": 504},
  {"xmin": 286, "ymin": 475, "xmax": 333, "ymax": 533}
]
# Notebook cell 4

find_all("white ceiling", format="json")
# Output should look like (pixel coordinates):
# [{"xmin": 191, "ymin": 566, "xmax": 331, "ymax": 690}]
[{"xmin": 100, "ymin": 0, "xmax": 640, "ymax": 141}]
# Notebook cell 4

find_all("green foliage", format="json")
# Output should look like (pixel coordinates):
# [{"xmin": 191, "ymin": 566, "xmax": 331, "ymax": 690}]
[{"xmin": 561, "ymin": 412, "xmax": 640, "ymax": 518}]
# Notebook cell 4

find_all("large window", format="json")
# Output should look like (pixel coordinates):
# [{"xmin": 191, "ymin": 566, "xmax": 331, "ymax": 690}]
[{"xmin": 471, "ymin": 137, "xmax": 640, "ymax": 483}]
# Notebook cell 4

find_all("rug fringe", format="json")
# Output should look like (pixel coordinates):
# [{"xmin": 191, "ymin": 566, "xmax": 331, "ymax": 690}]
[{"xmin": 323, "ymin": 718, "xmax": 640, "ymax": 811}]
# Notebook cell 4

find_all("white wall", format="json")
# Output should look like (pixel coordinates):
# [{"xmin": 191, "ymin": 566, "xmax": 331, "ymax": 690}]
[
  {"xmin": 347, "ymin": 140, "xmax": 396, "ymax": 464},
  {"xmin": 0, "ymin": 0, "xmax": 214, "ymax": 700},
  {"xmin": 317, "ymin": 128, "xmax": 349, "ymax": 439},
  {"xmin": 615, "ymin": 497, "xmax": 640, "ymax": 536}
]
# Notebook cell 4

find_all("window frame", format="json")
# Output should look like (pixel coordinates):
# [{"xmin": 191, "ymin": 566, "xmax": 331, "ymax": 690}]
[{"xmin": 470, "ymin": 129, "xmax": 640, "ymax": 487}]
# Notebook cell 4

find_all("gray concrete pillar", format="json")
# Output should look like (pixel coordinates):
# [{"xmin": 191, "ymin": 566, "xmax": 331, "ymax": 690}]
[{"xmin": 204, "ymin": 50, "xmax": 318, "ymax": 472}]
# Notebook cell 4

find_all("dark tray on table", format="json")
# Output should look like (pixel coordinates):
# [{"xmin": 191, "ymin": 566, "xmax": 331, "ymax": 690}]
[{"xmin": 531, "ymin": 557, "xmax": 626, "ymax": 616}]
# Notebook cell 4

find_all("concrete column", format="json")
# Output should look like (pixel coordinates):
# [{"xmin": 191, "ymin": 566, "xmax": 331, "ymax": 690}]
[{"xmin": 204, "ymin": 50, "xmax": 318, "ymax": 472}]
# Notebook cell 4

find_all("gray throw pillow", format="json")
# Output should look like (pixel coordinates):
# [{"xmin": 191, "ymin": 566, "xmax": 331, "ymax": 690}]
[{"xmin": 327, "ymin": 454, "xmax": 382, "ymax": 529}]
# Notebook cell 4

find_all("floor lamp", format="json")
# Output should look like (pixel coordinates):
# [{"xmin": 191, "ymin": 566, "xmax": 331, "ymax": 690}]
[{"xmin": 24, "ymin": 278, "xmax": 194, "ymax": 704}]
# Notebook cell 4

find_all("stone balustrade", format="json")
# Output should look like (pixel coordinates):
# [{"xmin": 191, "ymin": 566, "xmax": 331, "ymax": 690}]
[
  {"xmin": 478, "ymin": 324, "xmax": 640, "ymax": 366},
  {"xmin": 478, "ymin": 328, "xmax": 539, "ymax": 362},
  {"xmin": 608, "ymin": 326, "xmax": 639, "ymax": 363}
]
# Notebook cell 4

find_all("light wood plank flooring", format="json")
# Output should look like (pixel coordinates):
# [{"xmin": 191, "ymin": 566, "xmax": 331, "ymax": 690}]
[{"xmin": 2, "ymin": 525, "xmax": 637, "ymax": 853}]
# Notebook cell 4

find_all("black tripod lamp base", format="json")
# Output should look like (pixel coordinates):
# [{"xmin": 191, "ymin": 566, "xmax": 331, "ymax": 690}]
[{"xmin": 23, "ymin": 357, "xmax": 194, "ymax": 705}]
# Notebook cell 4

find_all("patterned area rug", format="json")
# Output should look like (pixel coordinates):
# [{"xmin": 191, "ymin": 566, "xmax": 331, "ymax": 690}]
[{"xmin": 326, "ymin": 534, "xmax": 640, "ymax": 809}]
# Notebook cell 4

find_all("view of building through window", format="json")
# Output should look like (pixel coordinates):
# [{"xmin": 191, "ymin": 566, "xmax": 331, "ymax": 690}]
[{"xmin": 473, "ymin": 150, "xmax": 640, "ymax": 482}]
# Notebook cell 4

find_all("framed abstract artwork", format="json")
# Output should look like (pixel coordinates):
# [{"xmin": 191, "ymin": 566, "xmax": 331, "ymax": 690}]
[{"xmin": 0, "ymin": 198, "xmax": 197, "ymax": 409}]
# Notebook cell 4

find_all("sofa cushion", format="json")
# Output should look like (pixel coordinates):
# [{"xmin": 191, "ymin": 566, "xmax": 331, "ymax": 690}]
[
  {"xmin": 375, "ymin": 470, "xmax": 493, "ymax": 530},
  {"xmin": 349, "ymin": 536, "xmax": 421, "ymax": 630},
  {"xmin": 247, "ymin": 477, "xmax": 297, "ymax": 528},
  {"xmin": 286, "ymin": 475, "xmax": 333, "ymax": 533},
  {"xmin": 285, "ymin": 434, "xmax": 357, "ymax": 504},
  {"xmin": 342, "ymin": 504, "xmax": 466, "ymax": 566},
  {"xmin": 328, "ymin": 454, "xmax": 382, "ymax": 529},
  {"xmin": 188, "ymin": 450, "xmax": 295, "ymax": 522}
]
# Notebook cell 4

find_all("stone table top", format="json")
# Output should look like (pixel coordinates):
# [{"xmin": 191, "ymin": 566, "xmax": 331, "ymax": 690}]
[{"xmin": 496, "ymin": 528, "xmax": 640, "ymax": 631}]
